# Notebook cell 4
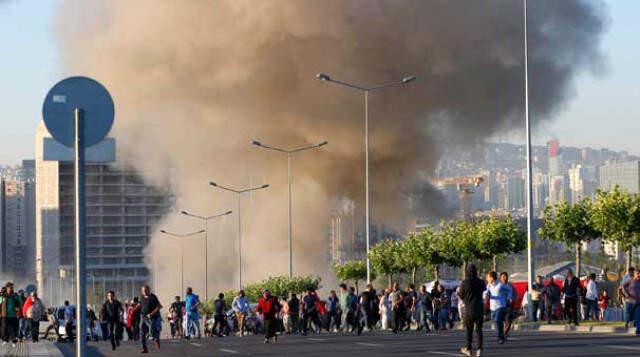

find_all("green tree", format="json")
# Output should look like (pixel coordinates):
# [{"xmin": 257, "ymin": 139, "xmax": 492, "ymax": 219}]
[
  {"xmin": 399, "ymin": 226, "xmax": 446, "ymax": 284},
  {"xmin": 477, "ymin": 215, "xmax": 526, "ymax": 271},
  {"xmin": 368, "ymin": 239, "xmax": 405, "ymax": 287},
  {"xmin": 333, "ymin": 260, "xmax": 371, "ymax": 293},
  {"xmin": 438, "ymin": 220, "xmax": 488, "ymax": 279},
  {"xmin": 591, "ymin": 186, "xmax": 640, "ymax": 270},
  {"xmin": 539, "ymin": 198, "xmax": 600, "ymax": 278}
]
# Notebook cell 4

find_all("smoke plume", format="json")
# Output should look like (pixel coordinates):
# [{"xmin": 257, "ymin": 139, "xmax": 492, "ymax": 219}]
[{"xmin": 54, "ymin": 0, "xmax": 606, "ymax": 296}]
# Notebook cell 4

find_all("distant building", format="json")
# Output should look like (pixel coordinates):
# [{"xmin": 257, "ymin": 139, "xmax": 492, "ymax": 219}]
[
  {"xmin": 35, "ymin": 122, "xmax": 172, "ymax": 305},
  {"xmin": 548, "ymin": 175, "xmax": 571, "ymax": 205},
  {"xmin": 547, "ymin": 139, "xmax": 564, "ymax": 177},
  {"xmin": 568, "ymin": 164, "xmax": 597, "ymax": 203},
  {"xmin": 599, "ymin": 160, "xmax": 640, "ymax": 193},
  {"xmin": 0, "ymin": 179, "xmax": 35, "ymax": 278},
  {"xmin": 505, "ymin": 174, "xmax": 525, "ymax": 211}
]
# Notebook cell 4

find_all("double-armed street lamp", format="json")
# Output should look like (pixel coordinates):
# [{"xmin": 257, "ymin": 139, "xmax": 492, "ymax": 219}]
[
  {"xmin": 160, "ymin": 229, "xmax": 205, "ymax": 296},
  {"xmin": 316, "ymin": 72, "xmax": 417, "ymax": 283},
  {"xmin": 209, "ymin": 182, "xmax": 269, "ymax": 290},
  {"xmin": 180, "ymin": 209, "xmax": 233, "ymax": 301},
  {"xmin": 252, "ymin": 140, "xmax": 328, "ymax": 277}
]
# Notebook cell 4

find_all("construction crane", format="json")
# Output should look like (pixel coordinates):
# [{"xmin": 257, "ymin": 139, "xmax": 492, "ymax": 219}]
[{"xmin": 432, "ymin": 175, "xmax": 485, "ymax": 221}]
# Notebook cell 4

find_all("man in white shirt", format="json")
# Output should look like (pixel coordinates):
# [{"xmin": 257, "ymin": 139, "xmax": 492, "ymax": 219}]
[
  {"xmin": 232, "ymin": 290, "xmax": 250, "ymax": 336},
  {"xmin": 483, "ymin": 271, "xmax": 508, "ymax": 344},
  {"xmin": 584, "ymin": 273, "xmax": 598, "ymax": 321}
]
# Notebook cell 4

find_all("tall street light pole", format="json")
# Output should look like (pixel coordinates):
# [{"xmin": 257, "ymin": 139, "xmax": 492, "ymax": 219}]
[
  {"xmin": 181, "ymin": 209, "xmax": 233, "ymax": 301},
  {"xmin": 252, "ymin": 140, "xmax": 328, "ymax": 277},
  {"xmin": 160, "ymin": 229, "xmax": 205, "ymax": 296},
  {"xmin": 316, "ymin": 72, "xmax": 417, "ymax": 283},
  {"xmin": 209, "ymin": 182, "xmax": 269, "ymax": 290},
  {"xmin": 523, "ymin": 0, "xmax": 535, "ymax": 309}
]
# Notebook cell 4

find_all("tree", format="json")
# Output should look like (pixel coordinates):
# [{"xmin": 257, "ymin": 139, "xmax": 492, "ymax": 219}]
[
  {"xmin": 477, "ymin": 215, "xmax": 526, "ymax": 271},
  {"xmin": 368, "ymin": 239, "xmax": 405, "ymax": 287},
  {"xmin": 398, "ymin": 226, "xmax": 446, "ymax": 284},
  {"xmin": 539, "ymin": 198, "xmax": 600, "ymax": 278},
  {"xmin": 591, "ymin": 186, "xmax": 640, "ymax": 270},
  {"xmin": 438, "ymin": 220, "xmax": 488, "ymax": 279},
  {"xmin": 333, "ymin": 260, "xmax": 371, "ymax": 293}
]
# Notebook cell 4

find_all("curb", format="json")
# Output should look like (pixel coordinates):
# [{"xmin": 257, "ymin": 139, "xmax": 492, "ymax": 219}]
[{"xmin": 453, "ymin": 323, "xmax": 636, "ymax": 334}]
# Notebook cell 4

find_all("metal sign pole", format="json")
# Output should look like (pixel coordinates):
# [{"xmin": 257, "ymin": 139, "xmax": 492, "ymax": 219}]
[{"xmin": 74, "ymin": 108, "xmax": 87, "ymax": 357}]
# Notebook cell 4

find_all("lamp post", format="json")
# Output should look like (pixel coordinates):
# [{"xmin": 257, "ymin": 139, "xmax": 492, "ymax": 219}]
[
  {"xmin": 316, "ymin": 72, "xmax": 416, "ymax": 283},
  {"xmin": 523, "ymin": 0, "xmax": 536, "ymax": 309},
  {"xmin": 209, "ymin": 182, "xmax": 269, "ymax": 290},
  {"xmin": 252, "ymin": 140, "xmax": 328, "ymax": 277},
  {"xmin": 160, "ymin": 229, "xmax": 205, "ymax": 295},
  {"xmin": 180, "ymin": 209, "xmax": 233, "ymax": 301}
]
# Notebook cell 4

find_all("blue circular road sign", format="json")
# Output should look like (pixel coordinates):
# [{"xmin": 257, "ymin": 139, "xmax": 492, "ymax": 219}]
[{"xmin": 42, "ymin": 76, "xmax": 115, "ymax": 148}]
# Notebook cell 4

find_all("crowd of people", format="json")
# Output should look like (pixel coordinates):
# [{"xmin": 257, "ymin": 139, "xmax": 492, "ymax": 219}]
[{"xmin": 1, "ymin": 265, "xmax": 639, "ymax": 356}]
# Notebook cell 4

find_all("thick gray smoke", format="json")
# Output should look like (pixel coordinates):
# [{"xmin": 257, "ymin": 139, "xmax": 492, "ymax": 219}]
[{"xmin": 55, "ymin": 0, "xmax": 606, "ymax": 297}]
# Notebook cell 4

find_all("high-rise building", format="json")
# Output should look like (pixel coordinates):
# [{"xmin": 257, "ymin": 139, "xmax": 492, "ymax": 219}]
[
  {"xmin": 0, "ymin": 179, "xmax": 35, "ymax": 278},
  {"xmin": 35, "ymin": 122, "xmax": 172, "ymax": 305},
  {"xmin": 568, "ymin": 164, "xmax": 597, "ymax": 203},
  {"xmin": 548, "ymin": 175, "xmax": 571, "ymax": 205},
  {"xmin": 599, "ymin": 160, "xmax": 640, "ymax": 194},
  {"xmin": 547, "ymin": 139, "xmax": 564, "ymax": 177},
  {"xmin": 505, "ymin": 174, "xmax": 525, "ymax": 210},
  {"xmin": 532, "ymin": 171, "xmax": 548, "ymax": 214}
]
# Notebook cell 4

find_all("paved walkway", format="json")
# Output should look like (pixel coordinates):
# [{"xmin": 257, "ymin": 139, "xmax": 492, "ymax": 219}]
[{"xmin": 0, "ymin": 341, "xmax": 62, "ymax": 357}]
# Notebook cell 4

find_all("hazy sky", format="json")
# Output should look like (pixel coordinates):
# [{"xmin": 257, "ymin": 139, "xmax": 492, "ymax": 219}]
[{"xmin": 0, "ymin": 0, "xmax": 638, "ymax": 165}]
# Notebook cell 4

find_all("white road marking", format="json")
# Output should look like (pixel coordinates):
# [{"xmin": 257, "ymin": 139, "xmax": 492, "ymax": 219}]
[
  {"xmin": 190, "ymin": 342, "xmax": 203, "ymax": 347},
  {"xmin": 219, "ymin": 348, "xmax": 240, "ymax": 354},
  {"xmin": 427, "ymin": 352, "xmax": 461, "ymax": 356},
  {"xmin": 356, "ymin": 342, "xmax": 384, "ymax": 347},
  {"xmin": 308, "ymin": 338, "xmax": 327, "ymax": 341},
  {"xmin": 602, "ymin": 345, "xmax": 640, "ymax": 351}
]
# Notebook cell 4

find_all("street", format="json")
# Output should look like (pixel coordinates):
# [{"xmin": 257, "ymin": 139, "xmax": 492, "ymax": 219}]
[{"xmin": 55, "ymin": 330, "xmax": 640, "ymax": 357}]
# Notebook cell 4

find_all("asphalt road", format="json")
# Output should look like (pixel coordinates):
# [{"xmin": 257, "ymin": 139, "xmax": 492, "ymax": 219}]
[{"xmin": 55, "ymin": 330, "xmax": 640, "ymax": 357}]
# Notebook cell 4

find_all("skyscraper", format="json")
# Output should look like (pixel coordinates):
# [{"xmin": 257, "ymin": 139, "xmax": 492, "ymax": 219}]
[
  {"xmin": 34, "ymin": 122, "xmax": 172, "ymax": 305},
  {"xmin": 599, "ymin": 160, "xmax": 640, "ymax": 194}
]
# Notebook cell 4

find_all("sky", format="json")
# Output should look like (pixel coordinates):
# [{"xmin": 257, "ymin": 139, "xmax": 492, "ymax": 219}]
[{"xmin": 0, "ymin": 0, "xmax": 638, "ymax": 165}]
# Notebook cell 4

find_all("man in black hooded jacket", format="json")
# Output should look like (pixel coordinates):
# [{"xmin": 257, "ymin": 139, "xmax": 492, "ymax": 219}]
[{"xmin": 458, "ymin": 264, "xmax": 486, "ymax": 357}]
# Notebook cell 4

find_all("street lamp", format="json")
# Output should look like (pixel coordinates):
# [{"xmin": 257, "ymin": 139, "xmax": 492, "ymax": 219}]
[
  {"xmin": 523, "ymin": 0, "xmax": 536, "ymax": 312},
  {"xmin": 316, "ymin": 72, "xmax": 417, "ymax": 283},
  {"xmin": 209, "ymin": 182, "xmax": 269, "ymax": 290},
  {"xmin": 180, "ymin": 209, "xmax": 233, "ymax": 301},
  {"xmin": 160, "ymin": 229, "xmax": 205, "ymax": 295},
  {"xmin": 252, "ymin": 140, "xmax": 328, "ymax": 277}
]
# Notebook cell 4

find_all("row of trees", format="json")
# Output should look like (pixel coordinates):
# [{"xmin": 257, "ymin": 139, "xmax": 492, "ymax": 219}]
[
  {"xmin": 539, "ymin": 186, "xmax": 640, "ymax": 275},
  {"xmin": 334, "ymin": 186, "xmax": 640, "ymax": 290},
  {"xmin": 335, "ymin": 215, "xmax": 526, "ymax": 288}
]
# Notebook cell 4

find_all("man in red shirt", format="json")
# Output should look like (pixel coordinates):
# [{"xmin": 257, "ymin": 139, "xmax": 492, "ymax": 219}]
[{"xmin": 256, "ymin": 289, "xmax": 280, "ymax": 344}]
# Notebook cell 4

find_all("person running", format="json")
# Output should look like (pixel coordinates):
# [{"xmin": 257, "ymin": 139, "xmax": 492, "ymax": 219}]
[
  {"xmin": 338, "ymin": 284, "xmax": 349, "ymax": 331},
  {"xmin": 620, "ymin": 267, "xmax": 636, "ymax": 329},
  {"xmin": 500, "ymin": 272, "xmax": 515, "ymax": 337},
  {"xmin": 232, "ymin": 290, "xmax": 250, "ymax": 336},
  {"xmin": 530, "ymin": 275, "xmax": 544, "ymax": 322},
  {"xmin": 63, "ymin": 300, "xmax": 76, "ymax": 343},
  {"xmin": 584, "ymin": 273, "xmax": 599, "ymax": 321},
  {"xmin": 417, "ymin": 285, "xmax": 432, "ymax": 333},
  {"xmin": 169, "ymin": 296, "xmax": 184, "ymax": 339},
  {"xmin": 257, "ymin": 289, "xmax": 280, "ymax": 344},
  {"xmin": 623, "ymin": 269, "xmax": 640, "ymax": 334},
  {"xmin": 436, "ymin": 284, "xmax": 452, "ymax": 330},
  {"xmin": 16, "ymin": 289, "xmax": 26, "ymax": 342},
  {"xmin": 23, "ymin": 291, "xmax": 45, "ymax": 343},
  {"xmin": 325, "ymin": 290, "xmax": 340, "ymax": 332},
  {"xmin": 212, "ymin": 293, "xmax": 227, "ymax": 337},
  {"xmin": 360, "ymin": 284, "xmax": 376, "ymax": 332},
  {"xmin": 484, "ymin": 271, "xmax": 508, "ymax": 344},
  {"xmin": 459, "ymin": 264, "xmax": 486, "ymax": 357},
  {"xmin": 599, "ymin": 290, "xmax": 611, "ymax": 321},
  {"xmin": 562, "ymin": 269, "xmax": 581, "ymax": 325},
  {"xmin": 390, "ymin": 283, "xmax": 406, "ymax": 333},
  {"xmin": 1, "ymin": 283, "xmax": 21, "ymax": 347},
  {"xmin": 100, "ymin": 291, "xmax": 123, "ymax": 351},
  {"xmin": 542, "ymin": 277, "xmax": 561, "ymax": 324},
  {"xmin": 127, "ymin": 297, "xmax": 141, "ymax": 341},
  {"xmin": 184, "ymin": 288, "xmax": 201, "ymax": 339},
  {"xmin": 287, "ymin": 292, "xmax": 300, "ymax": 334},
  {"xmin": 405, "ymin": 284, "xmax": 418, "ymax": 331},
  {"xmin": 139, "ymin": 285, "xmax": 162, "ymax": 354},
  {"xmin": 379, "ymin": 289, "xmax": 392, "ymax": 331},
  {"xmin": 301, "ymin": 288, "xmax": 320, "ymax": 336}
]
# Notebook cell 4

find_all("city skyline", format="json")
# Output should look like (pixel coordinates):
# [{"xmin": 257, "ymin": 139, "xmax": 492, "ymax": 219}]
[{"xmin": 0, "ymin": 0, "xmax": 639, "ymax": 165}]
